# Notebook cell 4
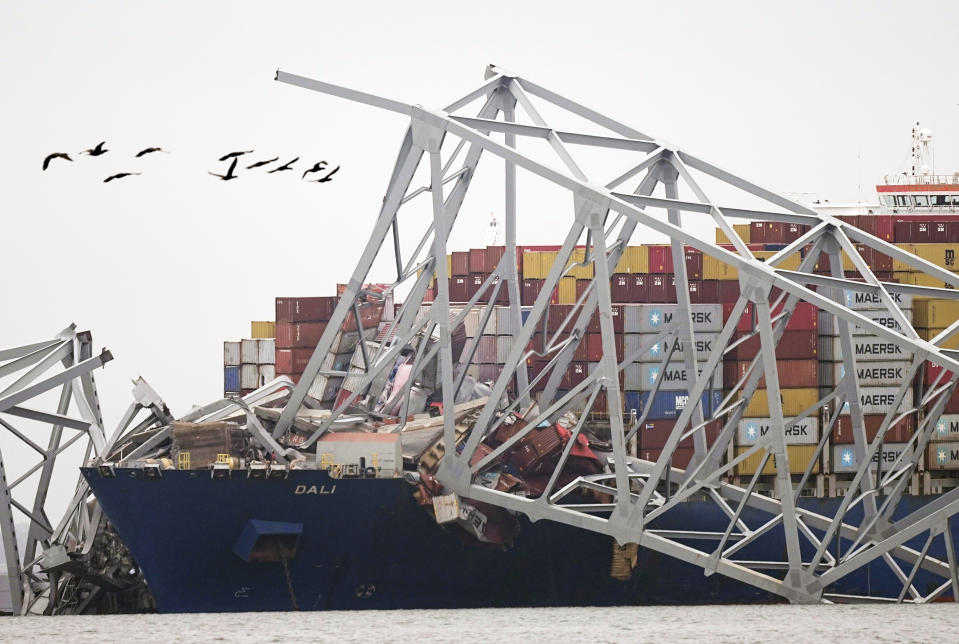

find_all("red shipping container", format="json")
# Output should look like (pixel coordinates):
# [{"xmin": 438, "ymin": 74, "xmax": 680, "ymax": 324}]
[
  {"xmin": 275, "ymin": 296, "xmax": 337, "ymax": 323},
  {"xmin": 783, "ymin": 223, "xmax": 808, "ymax": 242},
  {"xmin": 832, "ymin": 414, "xmax": 915, "ymax": 444},
  {"xmin": 276, "ymin": 371, "xmax": 301, "ymax": 385},
  {"xmin": 639, "ymin": 447, "xmax": 695, "ymax": 470},
  {"xmin": 629, "ymin": 274, "xmax": 649, "ymax": 303},
  {"xmin": 639, "ymin": 419, "xmax": 722, "ymax": 450},
  {"xmin": 342, "ymin": 303, "xmax": 383, "ymax": 332},
  {"xmin": 856, "ymin": 215, "xmax": 878, "ymax": 237},
  {"xmin": 612, "ymin": 274, "xmax": 631, "ymax": 303},
  {"xmin": 685, "ymin": 247, "xmax": 703, "ymax": 279},
  {"xmin": 276, "ymin": 348, "xmax": 294, "ymax": 373},
  {"xmin": 648, "ymin": 274, "xmax": 676, "ymax": 303},
  {"xmin": 925, "ymin": 362, "xmax": 956, "ymax": 386},
  {"xmin": 276, "ymin": 321, "xmax": 328, "ymax": 349},
  {"xmin": 875, "ymin": 216, "xmax": 894, "ymax": 242},
  {"xmin": 522, "ymin": 279, "xmax": 543, "ymax": 306},
  {"xmin": 486, "ymin": 246, "xmax": 507, "ymax": 273},
  {"xmin": 765, "ymin": 222, "xmax": 786, "ymax": 244},
  {"xmin": 575, "ymin": 279, "xmax": 590, "ymax": 301},
  {"xmin": 547, "ymin": 305, "xmax": 573, "ymax": 332},
  {"xmin": 469, "ymin": 248, "xmax": 487, "ymax": 274},
  {"xmin": 750, "ymin": 221, "xmax": 767, "ymax": 244},
  {"xmin": 450, "ymin": 251, "xmax": 470, "ymax": 276},
  {"xmin": 724, "ymin": 359, "xmax": 818, "ymax": 389},
  {"xmin": 450, "ymin": 276, "xmax": 469, "ymax": 302},
  {"xmin": 563, "ymin": 361, "xmax": 588, "ymax": 388},
  {"xmin": 587, "ymin": 304, "xmax": 624, "ymax": 333},
  {"xmin": 468, "ymin": 273, "xmax": 488, "ymax": 300},
  {"xmin": 586, "ymin": 333, "xmax": 625, "ymax": 362},
  {"xmin": 292, "ymin": 348, "xmax": 313, "ymax": 372},
  {"xmin": 718, "ymin": 280, "xmax": 740, "ymax": 303},
  {"xmin": 648, "ymin": 245, "xmax": 672, "ymax": 273},
  {"xmin": 686, "ymin": 280, "xmax": 703, "ymax": 304},
  {"xmin": 728, "ymin": 329, "xmax": 817, "ymax": 360},
  {"xmin": 736, "ymin": 301, "xmax": 817, "ymax": 332}
]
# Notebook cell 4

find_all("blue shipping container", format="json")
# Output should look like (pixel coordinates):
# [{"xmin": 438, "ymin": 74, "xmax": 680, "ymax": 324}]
[
  {"xmin": 630, "ymin": 390, "xmax": 722, "ymax": 420},
  {"xmin": 224, "ymin": 366, "xmax": 240, "ymax": 393}
]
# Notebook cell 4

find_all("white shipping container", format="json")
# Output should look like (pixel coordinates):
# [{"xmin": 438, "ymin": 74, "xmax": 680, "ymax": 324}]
[
  {"xmin": 928, "ymin": 442, "xmax": 959, "ymax": 470},
  {"xmin": 624, "ymin": 363, "xmax": 642, "ymax": 390},
  {"xmin": 636, "ymin": 333, "xmax": 721, "ymax": 363},
  {"xmin": 623, "ymin": 304, "xmax": 642, "ymax": 334},
  {"xmin": 635, "ymin": 304, "xmax": 723, "ymax": 334},
  {"xmin": 257, "ymin": 338, "xmax": 275, "ymax": 365},
  {"xmin": 818, "ymin": 308, "xmax": 912, "ymax": 336},
  {"xmin": 495, "ymin": 336, "xmax": 512, "ymax": 364},
  {"xmin": 257, "ymin": 364, "xmax": 276, "ymax": 387},
  {"xmin": 932, "ymin": 415, "xmax": 959, "ymax": 442},
  {"xmin": 842, "ymin": 290, "xmax": 912, "ymax": 311},
  {"xmin": 241, "ymin": 339, "xmax": 258, "ymax": 364},
  {"xmin": 223, "ymin": 341, "xmax": 241, "ymax": 367},
  {"xmin": 317, "ymin": 432, "xmax": 401, "ymax": 477},
  {"xmin": 308, "ymin": 374, "xmax": 342, "ymax": 402},
  {"xmin": 240, "ymin": 364, "xmax": 259, "ymax": 389},
  {"xmin": 432, "ymin": 493, "xmax": 461, "ymax": 523},
  {"xmin": 833, "ymin": 443, "xmax": 909, "ymax": 473},
  {"xmin": 639, "ymin": 362, "xmax": 722, "ymax": 392},
  {"xmin": 823, "ymin": 361, "xmax": 912, "ymax": 387},
  {"xmin": 840, "ymin": 388, "xmax": 914, "ymax": 416},
  {"xmin": 821, "ymin": 336, "xmax": 912, "ymax": 362},
  {"xmin": 737, "ymin": 417, "xmax": 819, "ymax": 446},
  {"xmin": 463, "ymin": 308, "xmax": 481, "ymax": 338}
]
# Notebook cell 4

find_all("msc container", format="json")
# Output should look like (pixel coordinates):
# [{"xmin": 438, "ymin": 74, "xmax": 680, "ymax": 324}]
[
  {"xmin": 739, "ymin": 388, "xmax": 819, "ymax": 417},
  {"xmin": 914, "ymin": 299, "xmax": 959, "ymax": 329},
  {"xmin": 724, "ymin": 359, "xmax": 818, "ymax": 389},
  {"xmin": 842, "ymin": 289, "xmax": 912, "ymax": 311},
  {"xmin": 639, "ymin": 362, "xmax": 723, "ymax": 392},
  {"xmin": 832, "ymin": 413, "xmax": 914, "ymax": 444},
  {"xmin": 631, "ymin": 332, "xmax": 721, "ymax": 363},
  {"xmin": 257, "ymin": 339, "xmax": 275, "ymax": 364},
  {"xmin": 832, "ymin": 443, "xmax": 909, "ymax": 474},
  {"xmin": 637, "ymin": 419, "xmax": 722, "ymax": 450},
  {"xmin": 275, "ymin": 296, "xmax": 336, "ymax": 323},
  {"xmin": 932, "ymin": 414, "xmax": 959, "ymax": 442},
  {"xmin": 631, "ymin": 390, "xmax": 723, "ymax": 420},
  {"xmin": 257, "ymin": 364, "xmax": 276, "ymax": 386},
  {"xmin": 240, "ymin": 364, "xmax": 259, "ymax": 390},
  {"xmin": 250, "ymin": 321, "xmax": 275, "ymax": 339},
  {"xmin": 223, "ymin": 341, "xmax": 241, "ymax": 367},
  {"xmin": 736, "ymin": 445, "xmax": 820, "ymax": 476},
  {"xmin": 737, "ymin": 417, "xmax": 818, "ymax": 446},
  {"xmin": 822, "ymin": 361, "xmax": 911, "ymax": 387},
  {"xmin": 928, "ymin": 442, "xmax": 959, "ymax": 470},
  {"xmin": 241, "ymin": 339, "xmax": 258, "ymax": 364},
  {"xmin": 820, "ymin": 336, "xmax": 912, "ymax": 362},
  {"xmin": 224, "ymin": 366, "xmax": 240, "ymax": 392},
  {"xmin": 818, "ymin": 308, "xmax": 913, "ymax": 336},
  {"xmin": 633, "ymin": 304, "xmax": 724, "ymax": 334},
  {"xmin": 902, "ymin": 243, "xmax": 959, "ymax": 271},
  {"xmin": 840, "ymin": 387, "xmax": 914, "ymax": 416}
]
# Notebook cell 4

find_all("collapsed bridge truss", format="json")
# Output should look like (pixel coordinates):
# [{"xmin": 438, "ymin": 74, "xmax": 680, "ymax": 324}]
[{"xmin": 273, "ymin": 65, "xmax": 959, "ymax": 604}]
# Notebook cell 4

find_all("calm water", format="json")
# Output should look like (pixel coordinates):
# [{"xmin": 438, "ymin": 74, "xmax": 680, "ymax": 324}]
[{"xmin": 3, "ymin": 605, "xmax": 959, "ymax": 642}]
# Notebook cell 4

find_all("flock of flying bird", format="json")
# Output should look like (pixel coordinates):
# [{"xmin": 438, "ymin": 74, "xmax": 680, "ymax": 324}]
[{"xmin": 42, "ymin": 144, "xmax": 340, "ymax": 184}]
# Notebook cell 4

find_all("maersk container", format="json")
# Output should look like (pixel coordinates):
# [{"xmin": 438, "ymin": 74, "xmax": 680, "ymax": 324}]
[
  {"xmin": 820, "ymin": 336, "xmax": 912, "ymax": 362},
  {"xmin": 818, "ymin": 308, "xmax": 912, "ymax": 336},
  {"xmin": 639, "ymin": 363, "xmax": 723, "ymax": 392},
  {"xmin": 932, "ymin": 415, "xmax": 959, "ymax": 442},
  {"xmin": 629, "ymin": 304, "xmax": 724, "ymax": 334},
  {"xmin": 840, "ymin": 387, "xmax": 914, "ymax": 416},
  {"xmin": 257, "ymin": 339, "xmax": 275, "ymax": 365},
  {"xmin": 842, "ymin": 290, "xmax": 912, "ymax": 311},
  {"xmin": 241, "ymin": 339, "xmax": 258, "ymax": 364},
  {"xmin": 631, "ymin": 390, "xmax": 723, "ymax": 420},
  {"xmin": 832, "ymin": 442, "xmax": 909, "ymax": 474},
  {"xmin": 624, "ymin": 364, "xmax": 642, "ymax": 390},
  {"xmin": 736, "ymin": 445, "xmax": 820, "ymax": 476},
  {"xmin": 927, "ymin": 442, "xmax": 959, "ymax": 470},
  {"xmin": 258, "ymin": 364, "xmax": 276, "ymax": 387},
  {"xmin": 223, "ymin": 341, "xmax": 241, "ymax": 367},
  {"xmin": 737, "ymin": 417, "xmax": 818, "ymax": 446},
  {"xmin": 630, "ymin": 332, "xmax": 721, "ymax": 363},
  {"xmin": 822, "ymin": 361, "xmax": 912, "ymax": 387},
  {"xmin": 240, "ymin": 364, "xmax": 259, "ymax": 390},
  {"xmin": 223, "ymin": 366, "xmax": 240, "ymax": 393}
]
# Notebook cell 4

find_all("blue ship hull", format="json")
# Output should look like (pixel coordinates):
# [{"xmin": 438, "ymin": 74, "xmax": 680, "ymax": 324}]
[{"xmin": 81, "ymin": 467, "xmax": 956, "ymax": 612}]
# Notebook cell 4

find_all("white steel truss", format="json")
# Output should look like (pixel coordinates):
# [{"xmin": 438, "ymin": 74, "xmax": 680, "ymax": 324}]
[{"xmin": 272, "ymin": 65, "xmax": 959, "ymax": 604}]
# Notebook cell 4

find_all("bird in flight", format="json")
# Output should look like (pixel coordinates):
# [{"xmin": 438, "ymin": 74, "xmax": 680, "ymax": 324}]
[
  {"xmin": 268, "ymin": 157, "xmax": 298, "ymax": 173},
  {"xmin": 81, "ymin": 141, "xmax": 108, "ymax": 156},
  {"xmin": 209, "ymin": 157, "xmax": 239, "ymax": 181},
  {"xmin": 301, "ymin": 161, "xmax": 328, "ymax": 179},
  {"xmin": 309, "ymin": 165, "xmax": 341, "ymax": 183},
  {"xmin": 246, "ymin": 156, "xmax": 279, "ymax": 169},
  {"xmin": 136, "ymin": 147, "xmax": 168, "ymax": 157},
  {"xmin": 42, "ymin": 152, "xmax": 72, "ymax": 170},
  {"xmin": 218, "ymin": 150, "xmax": 253, "ymax": 162},
  {"xmin": 104, "ymin": 172, "xmax": 141, "ymax": 183}
]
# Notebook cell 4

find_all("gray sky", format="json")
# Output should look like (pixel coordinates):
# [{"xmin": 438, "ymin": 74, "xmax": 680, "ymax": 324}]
[{"xmin": 2, "ymin": 1, "xmax": 959, "ymax": 518}]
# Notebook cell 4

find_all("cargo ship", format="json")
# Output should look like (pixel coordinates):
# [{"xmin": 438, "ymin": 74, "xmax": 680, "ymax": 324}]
[{"xmin": 71, "ymin": 119, "xmax": 959, "ymax": 612}]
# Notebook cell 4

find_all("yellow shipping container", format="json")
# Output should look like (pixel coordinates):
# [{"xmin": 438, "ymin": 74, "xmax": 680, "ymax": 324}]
[
  {"xmin": 912, "ymin": 243, "xmax": 959, "ymax": 271},
  {"xmin": 251, "ymin": 321, "xmax": 275, "ymax": 339},
  {"xmin": 541, "ymin": 251, "xmax": 560, "ymax": 278},
  {"xmin": 522, "ymin": 251, "xmax": 542, "ymax": 279},
  {"xmin": 914, "ymin": 299, "xmax": 959, "ymax": 328},
  {"xmin": 894, "ymin": 271, "xmax": 958, "ymax": 290},
  {"xmin": 703, "ymin": 250, "xmax": 800, "ymax": 281},
  {"xmin": 736, "ymin": 445, "xmax": 820, "ymax": 476},
  {"xmin": 567, "ymin": 248, "xmax": 595, "ymax": 280},
  {"xmin": 919, "ymin": 327, "xmax": 959, "ymax": 350},
  {"xmin": 714, "ymin": 223, "xmax": 751, "ymax": 245},
  {"xmin": 625, "ymin": 245, "xmax": 650, "ymax": 274},
  {"xmin": 739, "ymin": 388, "xmax": 819, "ymax": 417},
  {"xmin": 891, "ymin": 244, "xmax": 916, "ymax": 272},
  {"xmin": 557, "ymin": 276, "xmax": 577, "ymax": 304},
  {"xmin": 446, "ymin": 254, "xmax": 452, "ymax": 279}
]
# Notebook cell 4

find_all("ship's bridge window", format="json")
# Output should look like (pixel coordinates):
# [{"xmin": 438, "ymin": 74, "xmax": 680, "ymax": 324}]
[
  {"xmin": 914, "ymin": 195, "xmax": 930, "ymax": 207},
  {"xmin": 881, "ymin": 195, "xmax": 895, "ymax": 206},
  {"xmin": 932, "ymin": 195, "xmax": 953, "ymax": 206},
  {"xmin": 952, "ymin": 195, "xmax": 959, "ymax": 206},
  {"xmin": 895, "ymin": 195, "xmax": 913, "ymax": 207}
]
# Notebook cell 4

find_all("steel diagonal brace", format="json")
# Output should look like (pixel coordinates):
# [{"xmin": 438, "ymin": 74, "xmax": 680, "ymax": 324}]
[{"xmin": 0, "ymin": 350, "xmax": 112, "ymax": 414}]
